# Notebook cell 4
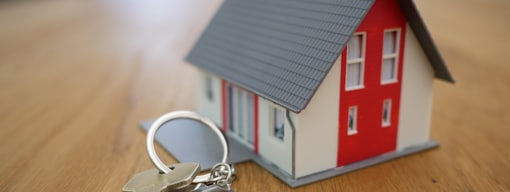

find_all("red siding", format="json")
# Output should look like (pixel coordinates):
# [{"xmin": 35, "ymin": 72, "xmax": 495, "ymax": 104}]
[{"xmin": 338, "ymin": 0, "xmax": 407, "ymax": 166}]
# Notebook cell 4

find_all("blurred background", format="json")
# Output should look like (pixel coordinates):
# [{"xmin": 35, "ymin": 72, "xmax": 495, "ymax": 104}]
[{"xmin": 0, "ymin": 0, "xmax": 509, "ymax": 191}]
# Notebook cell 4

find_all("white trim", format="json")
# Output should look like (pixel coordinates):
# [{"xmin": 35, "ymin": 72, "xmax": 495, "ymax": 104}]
[
  {"xmin": 204, "ymin": 75, "xmax": 214, "ymax": 101},
  {"xmin": 347, "ymin": 106, "xmax": 358, "ymax": 135},
  {"xmin": 382, "ymin": 99, "xmax": 392, "ymax": 127},
  {"xmin": 381, "ymin": 29, "xmax": 401, "ymax": 85},
  {"xmin": 345, "ymin": 85, "xmax": 365, "ymax": 91},
  {"xmin": 346, "ymin": 32, "xmax": 366, "ymax": 91},
  {"xmin": 246, "ymin": 94, "xmax": 255, "ymax": 145}
]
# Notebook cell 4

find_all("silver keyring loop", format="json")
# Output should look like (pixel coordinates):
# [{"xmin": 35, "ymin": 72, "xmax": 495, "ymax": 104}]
[{"xmin": 146, "ymin": 111, "xmax": 229, "ymax": 183}]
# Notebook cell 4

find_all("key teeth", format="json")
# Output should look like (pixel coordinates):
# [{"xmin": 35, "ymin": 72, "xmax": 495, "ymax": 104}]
[
  {"xmin": 192, "ymin": 184, "xmax": 233, "ymax": 192},
  {"xmin": 161, "ymin": 184, "xmax": 196, "ymax": 192},
  {"xmin": 122, "ymin": 163, "xmax": 201, "ymax": 192}
]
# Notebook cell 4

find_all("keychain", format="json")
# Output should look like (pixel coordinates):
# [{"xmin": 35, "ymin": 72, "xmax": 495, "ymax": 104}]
[{"xmin": 123, "ymin": 111, "xmax": 235, "ymax": 192}]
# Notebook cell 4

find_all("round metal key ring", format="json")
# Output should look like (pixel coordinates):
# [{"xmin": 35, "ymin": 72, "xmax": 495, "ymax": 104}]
[{"xmin": 146, "ymin": 111, "xmax": 229, "ymax": 183}]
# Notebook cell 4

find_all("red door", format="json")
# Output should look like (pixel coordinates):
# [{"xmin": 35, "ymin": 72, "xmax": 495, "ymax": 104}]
[
  {"xmin": 221, "ymin": 80, "xmax": 259, "ymax": 154},
  {"xmin": 337, "ymin": 0, "xmax": 407, "ymax": 166}
]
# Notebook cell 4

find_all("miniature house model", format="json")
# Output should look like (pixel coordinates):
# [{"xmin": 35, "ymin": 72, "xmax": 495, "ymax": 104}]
[{"xmin": 187, "ymin": 0, "xmax": 453, "ymax": 184}]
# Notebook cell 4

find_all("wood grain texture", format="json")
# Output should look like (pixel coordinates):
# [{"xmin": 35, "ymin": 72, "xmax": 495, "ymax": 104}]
[{"xmin": 0, "ymin": 0, "xmax": 509, "ymax": 191}]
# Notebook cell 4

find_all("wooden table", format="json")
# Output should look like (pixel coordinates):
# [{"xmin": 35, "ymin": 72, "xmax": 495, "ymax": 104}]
[{"xmin": 1, "ymin": 0, "xmax": 509, "ymax": 191}]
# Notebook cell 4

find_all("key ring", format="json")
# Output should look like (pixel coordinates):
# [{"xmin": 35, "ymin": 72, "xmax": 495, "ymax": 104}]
[{"xmin": 146, "ymin": 111, "xmax": 229, "ymax": 183}]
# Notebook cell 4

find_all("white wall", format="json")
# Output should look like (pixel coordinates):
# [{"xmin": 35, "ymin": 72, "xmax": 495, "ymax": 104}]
[
  {"xmin": 257, "ymin": 98, "xmax": 294, "ymax": 175},
  {"xmin": 294, "ymin": 57, "xmax": 341, "ymax": 178},
  {"xmin": 397, "ymin": 24, "xmax": 435, "ymax": 150},
  {"xmin": 196, "ymin": 70, "xmax": 222, "ymax": 125},
  {"xmin": 197, "ymin": 70, "xmax": 294, "ymax": 175}
]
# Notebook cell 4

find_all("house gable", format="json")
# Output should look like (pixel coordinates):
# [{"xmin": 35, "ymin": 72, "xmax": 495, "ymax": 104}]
[{"xmin": 187, "ymin": 0, "xmax": 453, "ymax": 113}]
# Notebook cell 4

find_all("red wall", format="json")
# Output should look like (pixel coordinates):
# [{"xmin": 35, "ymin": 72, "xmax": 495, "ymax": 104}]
[{"xmin": 337, "ymin": 0, "xmax": 407, "ymax": 166}]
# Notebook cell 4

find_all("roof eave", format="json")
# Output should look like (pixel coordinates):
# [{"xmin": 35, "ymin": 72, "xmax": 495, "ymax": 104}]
[{"xmin": 397, "ymin": 0, "xmax": 454, "ymax": 83}]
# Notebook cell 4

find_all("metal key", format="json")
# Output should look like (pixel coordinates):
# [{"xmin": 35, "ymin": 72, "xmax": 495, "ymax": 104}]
[
  {"xmin": 124, "ymin": 111, "xmax": 236, "ymax": 192},
  {"xmin": 122, "ymin": 162, "xmax": 200, "ymax": 192},
  {"xmin": 192, "ymin": 183, "xmax": 233, "ymax": 192},
  {"xmin": 190, "ymin": 163, "xmax": 235, "ymax": 192}
]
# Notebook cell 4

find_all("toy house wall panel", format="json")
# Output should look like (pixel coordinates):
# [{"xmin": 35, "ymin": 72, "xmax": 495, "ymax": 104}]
[
  {"xmin": 397, "ymin": 23, "xmax": 434, "ymax": 150},
  {"xmin": 197, "ymin": 71, "xmax": 222, "ymax": 124},
  {"xmin": 257, "ymin": 98, "xmax": 293, "ymax": 175},
  {"xmin": 337, "ymin": 0, "xmax": 406, "ymax": 166},
  {"xmin": 185, "ymin": 0, "xmax": 454, "ymax": 186},
  {"xmin": 294, "ymin": 57, "xmax": 341, "ymax": 178}
]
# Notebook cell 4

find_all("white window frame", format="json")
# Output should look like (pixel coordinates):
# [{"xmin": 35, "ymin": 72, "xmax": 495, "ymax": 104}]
[
  {"xmin": 346, "ymin": 33, "xmax": 366, "ymax": 91},
  {"xmin": 205, "ymin": 75, "xmax": 214, "ymax": 101},
  {"xmin": 246, "ymin": 94, "xmax": 255, "ymax": 144},
  {"xmin": 347, "ymin": 106, "xmax": 358, "ymax": 135},
  {"xmin": 271, "ymin": 105, "xmax": 285, "ymax": 141},
  {"xmin": 382, "ymin": 99, "xmax": 392, "ymax": 127},
  {"xmin": 381, "ymin": 29, "xmax": 401, "ymax": 84},
  {"xmin": 226, "ymin": 84, "xmax": 255, "ymax": 149}
]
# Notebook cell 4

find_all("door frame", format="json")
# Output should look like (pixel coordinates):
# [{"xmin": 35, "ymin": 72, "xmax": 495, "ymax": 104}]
[{"xmin": 222, "ymin": 80, "xmax": 259, "ymax": 153}]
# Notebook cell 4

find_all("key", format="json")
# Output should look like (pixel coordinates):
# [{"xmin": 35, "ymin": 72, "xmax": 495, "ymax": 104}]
[
  {"xmin": 192, "ymin": 184, "xmax": 234, "ymax": 192},
  {"xmin": 124, "ymin": 111, "xmax": 237, "ymax": 191},
  {"xmin": 123, "ymin": 162, "xmax": 200, "ymax": 192},
  {"xmin": 191, "ymin": 163, "xmax": 235, "ymax": 192}
]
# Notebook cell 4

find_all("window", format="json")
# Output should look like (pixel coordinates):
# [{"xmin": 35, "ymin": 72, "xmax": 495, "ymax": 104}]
[
  {"xmin": 382, "ymin": 99, "xmax": 392, "ymax": 127},
  {"xmin": 381, "ymin": 30, "xmax": 400, "ymax": 83},
  {"xmin": 205, "ymin": 75, "xmax": 214, "ymax": 101},
  {"xmin": 273, "ymin": 107, "xmax": 285, "ymax": 141},
  {"xmin": 236, "ymin": 89, "xmax": 244, "ymax": 138},
  {"xmin": 247, "ymin": 94, "xmax": 255, "ymax": 144},
  {"xmin": 227, "ymin": 85, "xmax": 234, "ymax": 132},
  {"xmin": 346, "ymin": 33, "xmax": 365, "ymax": 90},
  {"xmin": 347, "ymin": 106, "xmax": 358, "ymax": 135}
]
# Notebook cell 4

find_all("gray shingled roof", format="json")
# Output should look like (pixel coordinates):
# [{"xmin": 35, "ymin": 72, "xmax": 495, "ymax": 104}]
[{"xmin": 187, "ymin": 0, "xmax": 453, "ymax": 112}]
